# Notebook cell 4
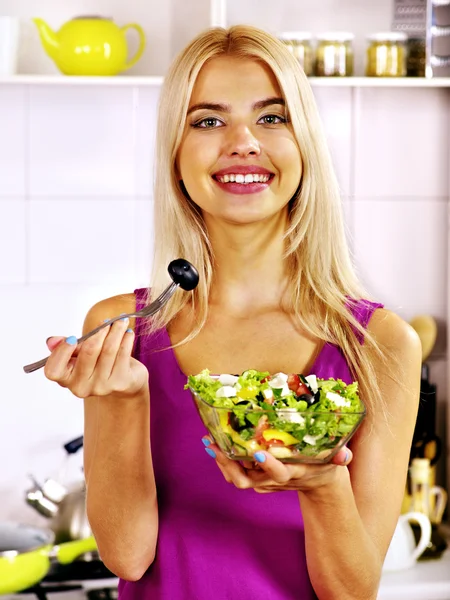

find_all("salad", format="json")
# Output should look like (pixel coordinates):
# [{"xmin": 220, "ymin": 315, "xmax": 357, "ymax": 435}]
[{"xmin": 186, "ymin": 369, "xmax": 365, "ymax": 461}]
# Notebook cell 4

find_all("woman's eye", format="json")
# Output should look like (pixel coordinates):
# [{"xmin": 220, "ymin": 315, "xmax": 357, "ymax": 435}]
[
  {"xmin": 259, "ymin": 114, "xmax": 286, "ymax": 125},
  {"xmin": 193, "ymin": 117, "xmax": 223, "ymax": 129}
]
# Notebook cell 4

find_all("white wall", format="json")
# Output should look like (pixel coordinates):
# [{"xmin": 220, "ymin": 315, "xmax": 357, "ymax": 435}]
[{"xmin": 0, "ymin": 0, "xmax": 448, "ymax": 524}]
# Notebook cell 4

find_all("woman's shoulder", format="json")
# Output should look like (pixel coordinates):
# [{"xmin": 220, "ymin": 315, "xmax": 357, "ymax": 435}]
[
  {"xmin": 367, "ymin": 308, "xmax": 422, "ymax": 358},
  {"xmin": 82, "ymin": 292, "xmax": 137, "ymax": 333}
]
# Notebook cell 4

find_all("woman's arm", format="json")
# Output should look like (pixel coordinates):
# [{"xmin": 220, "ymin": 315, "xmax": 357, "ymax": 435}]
[
  {"xmin": 205, "ymin": 308, "xmax": 422, "ymax": 599},
  {"xmin": 298, "ymin": 309, "xmax": 422, "ymax": 599},
  {"xmin": 46, "ymin": 294, "xmax": 159, "ymax": 582},
  {"xmin": 82, "ymin": 296, "xmax": 158, "ymax": 582}
]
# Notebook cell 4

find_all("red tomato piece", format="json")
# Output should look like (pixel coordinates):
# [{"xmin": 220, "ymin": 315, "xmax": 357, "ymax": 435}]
[{"xmin": 287, "ymin": 374, "xmax": 300, "ymax": 391}]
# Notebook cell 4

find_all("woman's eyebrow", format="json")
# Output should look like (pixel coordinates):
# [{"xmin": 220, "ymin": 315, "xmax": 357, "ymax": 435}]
[{"xmin": 187, "ymin": 97, "xmax": 286, "ymax": 115}]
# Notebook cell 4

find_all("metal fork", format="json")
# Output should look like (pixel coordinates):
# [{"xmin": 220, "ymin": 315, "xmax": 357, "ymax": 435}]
[
  {"xmin": 23, "ymin": 258, "xmax": 199, "ymax": 374},
  {"xmin": 22, "ymin": 282, "xmax": 177, "ymax": 374}
]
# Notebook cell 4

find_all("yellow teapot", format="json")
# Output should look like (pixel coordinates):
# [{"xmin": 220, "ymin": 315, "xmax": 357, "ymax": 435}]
[{"xmin": 33, "ymin": 16, "xmax": 146, "ymax": 76}]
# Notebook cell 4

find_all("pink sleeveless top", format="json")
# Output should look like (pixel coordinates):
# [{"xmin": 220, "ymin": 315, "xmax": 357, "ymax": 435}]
[{"xmin": 118, "ymin": 292, "xmax": 383, "ymax": 599}]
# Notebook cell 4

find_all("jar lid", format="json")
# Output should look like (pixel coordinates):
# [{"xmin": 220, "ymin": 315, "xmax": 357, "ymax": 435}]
[
  {"xmin": 367, "ymin": 32, "xmax": 408, "ymax": 42},
  {"xmin": 316, "ymin": 32, "xmax": 354, "ymax": 42},
  {"xmin": 278, "ymin": 31, "xmax": 313, "ymax": 41}
]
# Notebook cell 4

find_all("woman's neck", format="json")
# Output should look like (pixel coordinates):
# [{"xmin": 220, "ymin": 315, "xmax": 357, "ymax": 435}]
[{"xmin": 206, "ymin": 214, "xmax": 290, "ymax": 318}]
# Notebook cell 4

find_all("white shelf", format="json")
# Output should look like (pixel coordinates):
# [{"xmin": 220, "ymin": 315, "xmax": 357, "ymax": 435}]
[
  {"xmin": 1, "ymin": 75, "xmax": 450, "ymax": 87},
  {"xmin": 0, "ymin": 75, "xmax": 165, "ymax": 86}
]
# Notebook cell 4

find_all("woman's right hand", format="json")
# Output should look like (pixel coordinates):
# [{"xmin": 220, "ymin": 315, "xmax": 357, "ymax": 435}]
[{"xmin": 44, "ymin": 318, "xmax": 149, "ymax": 399}]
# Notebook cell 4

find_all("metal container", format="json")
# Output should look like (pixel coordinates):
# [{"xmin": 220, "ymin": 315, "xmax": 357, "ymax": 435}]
[{"xmin": 433, "ymin": 0, "xmax": 450, "ymax": 26}]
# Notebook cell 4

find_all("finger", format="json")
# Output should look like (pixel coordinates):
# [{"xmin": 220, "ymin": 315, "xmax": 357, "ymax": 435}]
[
  {"xmin": 94, "ymin": 317, "xmax": 132, "ymax": 380},
  {"xmin": 204, "ymin": 442, "xmax": 254, "ymax": 490},
  {"xmin": 250, "ymin": 451, "xmax": 305, "ymax": 484},
  {"xmin": 44, "ymin": 336, "xmax": 79, "ymax": 384},
  {"xmin": 330, "ymin": 446, "xmax": 353, "ymax": 466},
  {"xmin": 46, "ymin": 336, "xmax": 66, "ymax": 351},
  {"xmin": 71, "ymin": 320, "xmax": 112, "ymax": 381},
  {"xmin": 110, "ymin": 325, "xmax": 136, "ymax": 382}
]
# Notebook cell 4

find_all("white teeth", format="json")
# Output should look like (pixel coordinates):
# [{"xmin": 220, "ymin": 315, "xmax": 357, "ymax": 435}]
[{"xmin": 216, "ymin": 173, "xmax": 271, "ymax": 184}]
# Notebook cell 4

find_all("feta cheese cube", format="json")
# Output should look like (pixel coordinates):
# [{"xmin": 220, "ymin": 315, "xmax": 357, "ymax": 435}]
[
  {"xmin": 216, "ymin": 385, "xmax": 236, "ymax": 398},
  {"xmin": 326, "ymin": 391, "xmax": 351, "ymax": 408}
]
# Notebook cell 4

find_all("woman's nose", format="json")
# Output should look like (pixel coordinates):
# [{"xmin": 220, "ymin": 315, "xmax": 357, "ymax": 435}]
[{"xmin": 224, "ymin": 124, "xmax": 261, "ymax": 157}]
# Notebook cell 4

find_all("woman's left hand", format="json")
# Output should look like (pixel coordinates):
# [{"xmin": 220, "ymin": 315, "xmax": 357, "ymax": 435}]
[{"xmin": 202, "ymin": 437, "xmax": 353, "ymax": 493}]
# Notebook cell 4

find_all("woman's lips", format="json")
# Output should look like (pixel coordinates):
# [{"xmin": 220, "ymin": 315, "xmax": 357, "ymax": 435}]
[{"xmin": 212, "ymin": 174, "xmax": 274, "ymax": 195}]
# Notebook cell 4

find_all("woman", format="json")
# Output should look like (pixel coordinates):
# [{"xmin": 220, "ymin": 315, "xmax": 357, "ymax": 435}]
[{"xmin": 44, "ymin": 25, "xmax": 422, "ymax": 600}]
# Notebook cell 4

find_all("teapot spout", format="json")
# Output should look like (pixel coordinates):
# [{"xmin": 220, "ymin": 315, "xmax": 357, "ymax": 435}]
[{"xmin": 32, "ymin": 18, "xmax": 59, "ymax": 60}]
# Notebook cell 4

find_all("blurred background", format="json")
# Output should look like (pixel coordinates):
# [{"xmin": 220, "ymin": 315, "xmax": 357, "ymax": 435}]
[{"xmin": 0, "ymin": 0, "xmax": 449, "ymax": 598}]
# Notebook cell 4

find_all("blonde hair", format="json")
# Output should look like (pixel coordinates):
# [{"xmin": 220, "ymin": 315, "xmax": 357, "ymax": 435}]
[{"xmin": 145, "ymin": 25, "xmax": 389, "ymax": 422}]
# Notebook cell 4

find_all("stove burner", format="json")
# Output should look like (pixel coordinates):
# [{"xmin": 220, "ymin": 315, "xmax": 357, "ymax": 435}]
[{"xmin": 17, "ymin": 558, "xmax": 117, "ymax": 599}]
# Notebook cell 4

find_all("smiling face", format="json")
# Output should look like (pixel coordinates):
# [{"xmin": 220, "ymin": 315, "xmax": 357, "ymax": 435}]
[{"xmin": 177, "ymin": 56, "xmax": 302, "ymax": 226}]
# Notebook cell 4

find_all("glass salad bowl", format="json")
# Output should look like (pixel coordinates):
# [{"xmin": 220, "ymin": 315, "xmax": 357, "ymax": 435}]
[{"xmin": 186, "ymin": 370, "xmax": 366, "ymax": 464}]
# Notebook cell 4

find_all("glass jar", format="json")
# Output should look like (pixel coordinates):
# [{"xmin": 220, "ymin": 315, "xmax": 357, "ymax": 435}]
[
  {"xmin": 407, "ymin": 37, "xmax": 426, "ymax": 76},
  {"xmin": 366, "ymin": 32, "xmax": 407, "ymax": 77},
  {"xmin": 278, "ymin": 32, "xmax": 314, "ymax": 76},
  {"xmin": 315, "ymin": 32, "xmax": 354, "ymax": 76}
]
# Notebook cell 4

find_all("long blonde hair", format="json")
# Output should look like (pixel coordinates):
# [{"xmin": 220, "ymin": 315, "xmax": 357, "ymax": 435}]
[{"xmin": 145, "ymin": 25, "xmax": 389, "ymax": 421}]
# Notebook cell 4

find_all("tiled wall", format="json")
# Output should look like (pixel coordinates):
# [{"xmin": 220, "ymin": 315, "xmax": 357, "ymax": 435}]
[{"xmin": 0, "ymin": 82, "xmax": 449, "ymax": 524}]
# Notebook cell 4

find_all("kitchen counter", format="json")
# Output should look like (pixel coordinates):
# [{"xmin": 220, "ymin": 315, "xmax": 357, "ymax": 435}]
[
  {"xmin": 2, "ymin": 550, "xmax": 450, "ymax": 600},
  {"xmin": 378, "ymin": 548, "xmax": 450, "ymax": 600}
]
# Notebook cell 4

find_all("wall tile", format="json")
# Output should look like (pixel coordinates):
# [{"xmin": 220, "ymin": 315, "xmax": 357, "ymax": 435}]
[
  {"xmin": 135, "ymin": 87, "xmax": 160, "ymax": 197},
  {"xmin": 0, "ymin": 199, "xmax": 27, "ymax": 283},
  {"xmin": 354, "ymin": 88, "xmax": 449, "ymax": 198},
  {"xmin": 353, "ymin": 198, "xmax": 448, "ymax": 321},
  {"xmin": 29, "ymin": 86, "xmax": 136, "ymax": 196},
  {"xmin": 0, "ymin": 87, "xmax": 26, "ymax": 197},
  {"xmin": 134, "ymin": 197, "xmax": 154, "ymax": 288},
  {"xmin": 313, "ymin": 87, "xmax": 353, "ymax": 196},
  {"xmin": 29, "ymin": 198, "xmax": 137, "ymax": 285}
]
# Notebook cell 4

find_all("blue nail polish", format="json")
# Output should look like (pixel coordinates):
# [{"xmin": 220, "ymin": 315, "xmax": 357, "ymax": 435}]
[
  {"xmin": 202, "ymin": 438, "xmax": 211, "ymax": 447},
  {"xmin": 65, "ymin": 336, "xmax": 77, "ymax": 346},
  {"xmin": 126, "ymin": 328, "xmax": 133, "ymax": 334},
  {"xmin": 344, "ymin": 450, "xmax": 350, "ymax": 463},
  {"xmin": 254, "ymin": 452, "xmax": 266, "ymax": 463},
  {"xmin": 103, "ymin": 319, "xmax": 111, "ymax": 324},
  {"xmin": 205, "ymin": 448, "xmax": 216, "ymax": 459}
]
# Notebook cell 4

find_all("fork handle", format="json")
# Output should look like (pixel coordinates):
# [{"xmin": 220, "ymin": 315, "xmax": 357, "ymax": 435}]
[
  {"xmin": 23, "ymin": 315, "xmax": 128, "ymax": 374},
  {"xmin": 24, "ymin": 357, "xmax": 49, "ymax": 373}
]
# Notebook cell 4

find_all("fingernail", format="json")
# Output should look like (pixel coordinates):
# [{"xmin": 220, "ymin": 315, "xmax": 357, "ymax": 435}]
[
  {"xmin": 65, "ymin": 336, "xmax": 77, "ymax": 346},
  {"xmin": 120, "ymin": 313, "xmax": 129, "ymax": 322},
  {"xmin": 202, "ymin": 438, "xmax": 211, "ymax": 447},
  {"xmin": 103, "ymin": 319, "xmax": 111, "ymax": 324},
  {"xmin": 205, "ymin": 448, "xmax": 216, "ymax": 459},
  {"xmin": 254, "ymin": 452, "xmax": 266, "ymax": 463},
  {"xmin": 344, "ymin": 450, "xmax": 350, "ymax": 463},
  {"xmin": 46, "ymin": 336, "xmax": 52, "ymax": 344},
  {"xmin": 126, "ymin": 328, "xmax": 133, "ymax": 334}
]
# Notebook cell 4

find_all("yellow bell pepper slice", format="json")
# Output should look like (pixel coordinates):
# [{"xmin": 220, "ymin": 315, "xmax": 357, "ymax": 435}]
[{"xmin": 262, "ymin": 429, "xmax": 300, "ymax": 446}]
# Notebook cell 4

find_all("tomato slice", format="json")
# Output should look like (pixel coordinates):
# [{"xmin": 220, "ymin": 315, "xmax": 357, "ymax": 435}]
[
  {"xmin": 287, "ymin": 374, "xmax": 300, "ymax": 391},
  {"xmin": 296, "ymin": 382, "xmax": 311, "ymax": 396}
]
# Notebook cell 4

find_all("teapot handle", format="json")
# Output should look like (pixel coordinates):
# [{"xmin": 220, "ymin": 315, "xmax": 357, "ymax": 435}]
[
  {"xmin": 401, "ymin": 511, "xmax": 431, "ymax": 562},
  {"xmin": 121, "ymin": 23, "xmax": 146, "ymax": 70}
]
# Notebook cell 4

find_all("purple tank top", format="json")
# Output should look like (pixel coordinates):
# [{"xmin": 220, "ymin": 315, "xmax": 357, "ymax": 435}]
[{"xmin": 118, "ymin": 292, "xmax": 383, "ymax": 600}]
